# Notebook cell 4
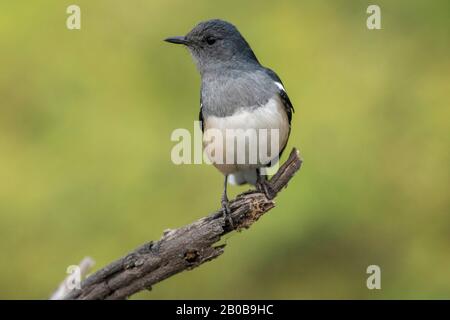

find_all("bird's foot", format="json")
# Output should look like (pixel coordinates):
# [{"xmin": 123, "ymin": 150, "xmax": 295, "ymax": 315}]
[
  {"xmin": 256, "ymin": 180, "xmax": 276, "ymax": 200},
  {"xmin": 221, "ymin": 199, "xmax": 234, "ymax": 228}
]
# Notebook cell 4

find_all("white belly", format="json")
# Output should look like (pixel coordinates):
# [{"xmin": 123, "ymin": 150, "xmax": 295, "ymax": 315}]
[{"xmin": 203, "ymin": 97, "xmax": 289, "ymax": 174}]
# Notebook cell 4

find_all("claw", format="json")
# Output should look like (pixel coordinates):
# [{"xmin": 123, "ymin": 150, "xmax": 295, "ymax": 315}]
[
  {"xmin": 256, "ymin": 180, "xmax": 276, "ymax": 200},
  {"xmin": 221, "ymin": 200, "xmax": 234, "ymax": 228}
]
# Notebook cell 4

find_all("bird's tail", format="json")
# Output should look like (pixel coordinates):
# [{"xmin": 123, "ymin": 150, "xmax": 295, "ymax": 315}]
[{"xmin": 228, "ymin": 169, "xmax": 258, "ymax": 186}]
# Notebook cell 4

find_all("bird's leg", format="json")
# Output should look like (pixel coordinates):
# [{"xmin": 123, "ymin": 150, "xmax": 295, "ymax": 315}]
[
  {"xmin": 256, "ymin": 168, "xmax": 276, "ymax": 200},
  {"xmin": 221, "ymin": 175, "xmax": 234, "ymax": 227}
]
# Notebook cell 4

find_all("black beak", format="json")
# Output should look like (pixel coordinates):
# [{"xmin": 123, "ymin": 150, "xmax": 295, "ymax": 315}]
[{"xmin": 164, "ymin": 36, "xmax": 189, "ymax": 45}]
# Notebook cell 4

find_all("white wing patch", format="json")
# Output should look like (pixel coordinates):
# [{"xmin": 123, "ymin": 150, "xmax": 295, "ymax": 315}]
[{"xmin": 274, "ymin": 81, "xmax": 286, "ymax": 92}]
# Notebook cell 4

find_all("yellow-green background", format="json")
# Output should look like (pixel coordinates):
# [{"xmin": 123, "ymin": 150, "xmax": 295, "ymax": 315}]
[{"xmin": 0, "ymin": 0, "xmax": 449, "ymax": 299}]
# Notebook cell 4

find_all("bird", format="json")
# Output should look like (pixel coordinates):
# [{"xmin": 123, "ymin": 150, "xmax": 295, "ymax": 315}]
[{"xmin": 165, "ymin": 19, "xmax": 294, "ymax": 223}]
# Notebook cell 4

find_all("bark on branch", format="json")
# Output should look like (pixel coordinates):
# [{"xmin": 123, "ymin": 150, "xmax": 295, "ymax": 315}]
[{"xmin": 63, "ymin": 148, "xmax": 302, "ymax": 300}]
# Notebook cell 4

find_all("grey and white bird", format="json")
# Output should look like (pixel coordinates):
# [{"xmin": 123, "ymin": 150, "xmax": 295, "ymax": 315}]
[{"xmin": 165, "ymin": 19, "xmax": 294, "ymax": 221}]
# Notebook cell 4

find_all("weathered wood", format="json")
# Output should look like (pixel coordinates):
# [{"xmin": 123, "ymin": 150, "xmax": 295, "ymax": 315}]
[{"xmin": 63, "ymin": 148, "xmax": 302, "ymax": 300}]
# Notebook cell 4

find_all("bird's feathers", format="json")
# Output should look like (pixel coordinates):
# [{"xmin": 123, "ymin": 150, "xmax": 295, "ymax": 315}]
[
  {"xmin": 171, "ymin": 19, "xmax": 295, "ymax": 186},
  {"xmin": 229, "ymin": 169, "xmax": 258, "ymax": 186},
  {"xmin": 198, "ymin": 69, "xmax": 294, "ymax": 186},
  {"xmin": 202, "ymin": 96, "xmax": 290, "ymax": 174},
  {"xmin": 264, "ymin": 68, "xmax": 294, "ymax": 124}
]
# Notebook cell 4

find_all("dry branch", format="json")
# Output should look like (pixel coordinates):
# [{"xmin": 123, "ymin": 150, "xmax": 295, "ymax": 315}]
[
  {"xmin": 50, "ymin": 257, "xmax": 95, "ymax": 300},
  {"xmin": 62, "ymin": 148, "xmax": 302, "ymax": 300}
]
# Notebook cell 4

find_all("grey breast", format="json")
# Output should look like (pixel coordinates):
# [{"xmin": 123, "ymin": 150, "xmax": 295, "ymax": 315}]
[{"xmin": 201, "ymin": 66, "xmax": 279, "ymax": 118}]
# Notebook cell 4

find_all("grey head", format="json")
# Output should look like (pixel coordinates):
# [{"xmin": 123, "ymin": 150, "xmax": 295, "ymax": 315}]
[
  {"xmin": 164, "ymin": 19, "xmax": 292, "ymax": 119},
  {"xmin": 165, "ymin": 19, "xmax": 259, "ymax": 74}
]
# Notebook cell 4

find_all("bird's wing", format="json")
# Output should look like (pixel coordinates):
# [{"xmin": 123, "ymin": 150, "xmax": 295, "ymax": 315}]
[
  {"xmin": 263, "ymin": 67, "xmax": 295, "ymax": 160},
  {"xmin": 264, "ymin": 68, "xmax": 294, "ymax": 125},
  {"xmin": 199, "ymin": 95, "xmax": 204, "ymax": 132}
]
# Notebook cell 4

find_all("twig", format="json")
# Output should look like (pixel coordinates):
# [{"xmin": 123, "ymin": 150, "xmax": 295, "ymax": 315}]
[
  {"xmin": 50, "ymin": 257, "xmax": 95, "ymax": 300},
  {"xmin": 62, "ymin": 148, "xmax": 302, "ymax": 300}
]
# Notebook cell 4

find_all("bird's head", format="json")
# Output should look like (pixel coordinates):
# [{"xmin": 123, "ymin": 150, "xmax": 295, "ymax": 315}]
[{"xmin": 165, "ymin": 19, "xmax": 258, "ymax": 74}]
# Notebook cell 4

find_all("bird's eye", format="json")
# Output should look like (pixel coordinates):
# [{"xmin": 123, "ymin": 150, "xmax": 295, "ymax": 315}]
[{"xmin": 205, "ymin": 37, "xmax": 216, "ymax": 45}]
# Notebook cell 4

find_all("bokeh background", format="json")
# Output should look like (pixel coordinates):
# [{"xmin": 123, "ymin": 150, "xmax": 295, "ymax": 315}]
[{"xmin": 0, "ymin": 0, "xmax": 449, "ymax": 299}]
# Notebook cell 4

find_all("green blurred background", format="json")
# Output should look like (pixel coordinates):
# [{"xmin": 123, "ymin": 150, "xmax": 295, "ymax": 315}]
[{"xmin": 0, "ymin": 0, "xmax": 449, "ymax": 299}]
